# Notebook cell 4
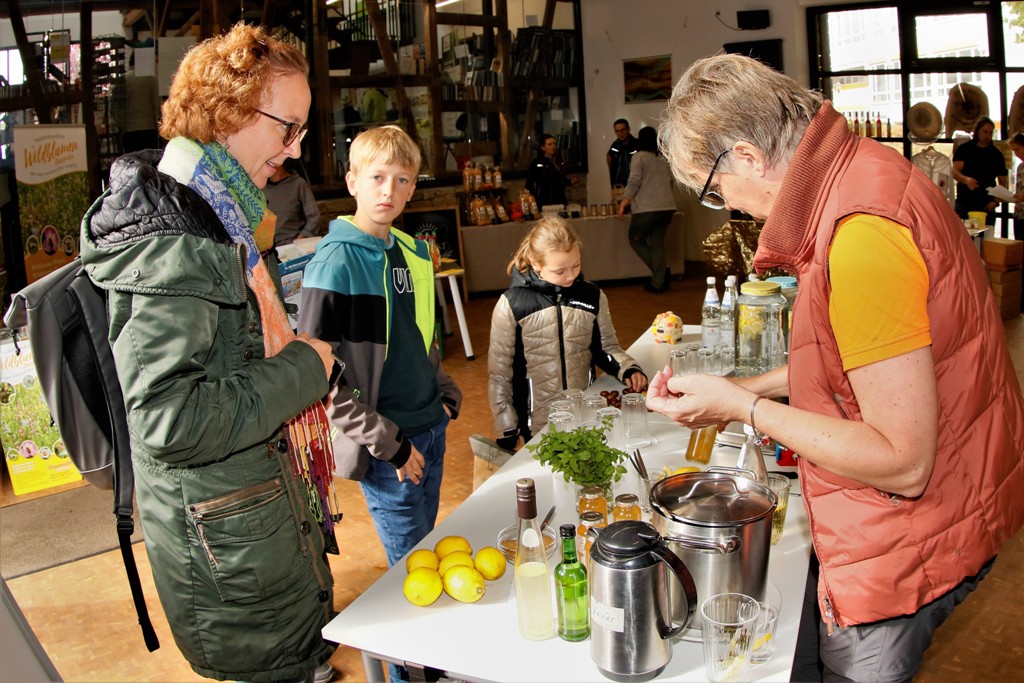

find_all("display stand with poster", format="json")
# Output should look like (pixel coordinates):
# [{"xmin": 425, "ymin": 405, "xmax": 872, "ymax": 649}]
[{"xmin": 0, "ymin": 329, "xmax": 82, "ymax": 495}]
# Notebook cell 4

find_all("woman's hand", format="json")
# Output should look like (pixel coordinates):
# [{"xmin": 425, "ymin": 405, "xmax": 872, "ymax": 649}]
[
  {"xmin": 296, "ymin": 332, "xmax": 333, "ymax": 379},
  {"xmin": 625, "ymin": 370, "xmax": 649, "ymax": 392},
  {"xmin": 645, "ymin": 365, "xmax": 752, "ymax": 428}
]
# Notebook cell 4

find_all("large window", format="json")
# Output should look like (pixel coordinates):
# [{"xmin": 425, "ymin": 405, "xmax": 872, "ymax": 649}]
[{"xmin": 809, "ymin": 1, "xmax": 1024, "ymax": 237}]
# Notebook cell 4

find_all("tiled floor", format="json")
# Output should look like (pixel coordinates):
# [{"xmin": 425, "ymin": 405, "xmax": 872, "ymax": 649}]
[{"xmin": 5, "ymin": 266, "xmax": 1023, "ymax": 682}]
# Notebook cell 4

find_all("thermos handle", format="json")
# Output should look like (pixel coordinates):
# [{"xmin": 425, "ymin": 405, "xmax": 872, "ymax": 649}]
[{"xmin": 651, "ymin": 543, "xmax": 697, "ymax": 639}]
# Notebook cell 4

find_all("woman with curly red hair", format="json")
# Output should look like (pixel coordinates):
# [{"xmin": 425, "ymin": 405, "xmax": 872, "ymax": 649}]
[{"xmin": 80, "ymin": 23, "xmax": 338, "ymax": 682}]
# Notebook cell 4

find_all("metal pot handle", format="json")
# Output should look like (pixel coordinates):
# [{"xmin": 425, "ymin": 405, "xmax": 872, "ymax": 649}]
[
  {"xmin": 651, "ymin": 542, "xmax": 697, "ymax": 639},
  {"xmin": 706, "ymin": 465, "xmax": 756, "ymax": 481},
  {"xmin": 660, "ymin": 531, "xmax": 741, "ymax": 555}
]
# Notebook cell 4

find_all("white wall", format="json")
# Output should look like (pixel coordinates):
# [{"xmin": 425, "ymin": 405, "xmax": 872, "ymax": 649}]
[{"xmin": 580, "ymin": 0, "xmax": 849, "ymax": 258}]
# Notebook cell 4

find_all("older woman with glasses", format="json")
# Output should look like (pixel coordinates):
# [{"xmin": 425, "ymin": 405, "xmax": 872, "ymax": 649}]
[
  {"xmin": 651, "ymin": 53, "xmax": 1024, "ymax": 682},
  {"xmin": 80, "ymin": 23, "xmax": 340, "ymax": 683}
]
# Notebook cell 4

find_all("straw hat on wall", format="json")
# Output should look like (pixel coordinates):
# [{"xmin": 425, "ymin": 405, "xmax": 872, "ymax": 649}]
[
  {"xmin": 906, "ymin": 102, "xmax": 942, "ymax": 143},
  {"xmin": 944, "ymin": 82, "xmax": 989, "ymax": 137}
]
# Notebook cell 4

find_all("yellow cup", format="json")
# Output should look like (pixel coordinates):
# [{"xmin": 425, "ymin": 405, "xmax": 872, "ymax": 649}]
[{"xmin": 968, "ymin": 211, "xmax": 987, "ymax": 229}]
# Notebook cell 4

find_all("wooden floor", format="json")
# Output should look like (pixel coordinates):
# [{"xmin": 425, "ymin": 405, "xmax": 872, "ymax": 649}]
[{"xmin": 5, "ymin": 265, "xmax": 1024, "ymax": 682}]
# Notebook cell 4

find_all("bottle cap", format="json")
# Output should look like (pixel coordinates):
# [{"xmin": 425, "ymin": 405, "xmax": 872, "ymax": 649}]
[
  {"xmin": 516, "ymin": 478, "xmax": 537, "ymax": 519},
  {"xmin": 559, "ymin": 523, "xmax": 575, "ymax": 538},
  {"xmin": 706, "ymin": 276, "xmax": 716, "ymax": 285},
  {"xmin": 740, "ymin": 281, "xmax": 782, "ymax": 296}
]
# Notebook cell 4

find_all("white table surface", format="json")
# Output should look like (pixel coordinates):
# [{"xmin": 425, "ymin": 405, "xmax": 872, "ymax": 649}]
[{"xmin": 323, "ymin": 328, "xmax": 812, "ymax": 682}]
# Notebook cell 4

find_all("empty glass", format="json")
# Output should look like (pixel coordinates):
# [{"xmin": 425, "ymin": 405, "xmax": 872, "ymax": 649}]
[
  {"xmin": 583, "ymin": 395, "xmax": 608, "ymax": 425},
  {"xmin": 561, "ymin": 389, "xmax": 584, "ymax": 420},
  {"xmin": 621, "ymin": 393, "xmax": 654, "ymax": 449},
  {"xmin": 670, "ymin": 349, "xmax": 688, "ymax": 376},
  {"xmin": 595, "ymin": 406, "xmax": 623, "ymax": 450},
  {"xmin": 547, "ymin": 411, "xmax": 575, "ymax": 433},
  {"xmin": 701, "ymin": 593, "xmax": 760, "ymax": 683}
]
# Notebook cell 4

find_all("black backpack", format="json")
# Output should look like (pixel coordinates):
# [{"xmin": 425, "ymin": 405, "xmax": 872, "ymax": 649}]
[{"xmin": 4, "ymin": 259, "xmax": 159, "ymax": 651}]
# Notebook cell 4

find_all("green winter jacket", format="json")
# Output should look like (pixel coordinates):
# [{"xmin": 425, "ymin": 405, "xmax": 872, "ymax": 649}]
[{"xmin": 80, "ymin": 151, "xmax": 334, "ymax": 682}]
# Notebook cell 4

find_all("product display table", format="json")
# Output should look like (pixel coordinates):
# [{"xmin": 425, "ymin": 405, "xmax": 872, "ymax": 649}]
[
  {"xmin": 459, "ymin": 214, "xmax": 686, "ymax": 293},
  {"xmin": 323, "ymin": 328, "xmax": 812, "ymax": 682}
]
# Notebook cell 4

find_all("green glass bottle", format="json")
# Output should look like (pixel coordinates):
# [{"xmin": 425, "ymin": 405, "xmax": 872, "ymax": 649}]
[{"xmin": 554, "ymin": 523, "xmax": 590, "ymax": 641}]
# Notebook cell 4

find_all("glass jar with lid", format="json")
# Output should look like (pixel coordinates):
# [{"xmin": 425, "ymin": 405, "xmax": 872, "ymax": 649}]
[
  {"xmin": 578, "ymin": 485, "xmax": 609, "ymax": 520},
  {"xmin": 576, "ymin": 510, "xmax": 607, "ymax": 566},
  {"xmin": 737, "ymin": 281, "xmax": 787, "ymax": 377},
  {"xmin": 612, "ymin": 493, "xmax": 642, "ymax": 522}
]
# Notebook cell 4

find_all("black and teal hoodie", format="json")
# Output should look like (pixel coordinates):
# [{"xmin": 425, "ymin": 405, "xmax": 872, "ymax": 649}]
[{"xmin": 298, "ymin": 216, "xmax": 461, "ymax": 480}]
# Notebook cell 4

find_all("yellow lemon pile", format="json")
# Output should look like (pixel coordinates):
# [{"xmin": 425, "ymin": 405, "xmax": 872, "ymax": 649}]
[{"xmin": 401, "ymin": 535, "xmax": 507, "ymax": 607}]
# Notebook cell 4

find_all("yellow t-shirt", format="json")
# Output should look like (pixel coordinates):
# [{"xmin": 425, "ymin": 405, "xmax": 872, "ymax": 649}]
[{"xmin": 828, "ymin": 214, "xmax": 932, "ymax": 371}]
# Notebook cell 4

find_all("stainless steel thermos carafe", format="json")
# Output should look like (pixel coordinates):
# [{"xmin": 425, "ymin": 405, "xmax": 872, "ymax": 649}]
[{"xmin": 589, "ymin": 521, "xmax": 697, "ymax": 682}]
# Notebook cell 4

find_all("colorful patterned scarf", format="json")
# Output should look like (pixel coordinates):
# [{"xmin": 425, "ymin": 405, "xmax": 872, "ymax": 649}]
[{"xmin": 159, "ymin": 138, "xmax": 340, "ymax": 547}]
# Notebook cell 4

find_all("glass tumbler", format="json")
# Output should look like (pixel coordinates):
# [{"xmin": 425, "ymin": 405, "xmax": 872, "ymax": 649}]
[
  {"xmin": 547, "ymin": 411, "xmax": 574, "ymax": 433},
  {"xmin": 561, "ymin": 389, "xmax": 584, "ymax": 421},
  {"xmin": 621, "ymin": 393, "xmax": 654, "ymax": 449},
  {"xmin": 583, "ymin": 395, "xmax": 608, "ymax": 425},
  {"xmin": 548, "ymin": 399, "xmax": 576, "ymax": 429},
  {"xmin": 670, "ymin": 349, "xmax": 687, "ymax": 376},
  {"xmin": 766, "ymin": 473, "xmax": 791, "ymax": 545},
  {"xmin": 594, "ymin": 406, "xmax": 623, "ymax": 450},
  {"xmin": 751, "ymin": 602, "xmax": 780, "ymax": 663},
  {"xmin": 701, "ymin": 593, "xmax": 760, "ymax": 683}
]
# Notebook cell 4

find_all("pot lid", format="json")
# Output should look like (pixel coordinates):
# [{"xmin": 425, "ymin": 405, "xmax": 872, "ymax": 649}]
[{"xmin": 652, "ymin": 472, "xmax": 775, "ymax": 525}]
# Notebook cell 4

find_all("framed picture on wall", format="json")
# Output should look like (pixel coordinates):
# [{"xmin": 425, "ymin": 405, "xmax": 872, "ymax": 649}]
[{"xmin": 623, "ymin": 55, "xmax": 673, "ymax": 104}]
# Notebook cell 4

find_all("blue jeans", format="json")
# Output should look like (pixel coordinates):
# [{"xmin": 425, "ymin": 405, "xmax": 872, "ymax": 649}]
[{"xmin": 360, "ymin": 413, "xmax": 449, "ymax": 568}]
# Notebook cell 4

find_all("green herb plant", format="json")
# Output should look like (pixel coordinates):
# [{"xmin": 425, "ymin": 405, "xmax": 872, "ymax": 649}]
[{"xmin": 527, "ymin": 417, "xmax": 628, "ymax": 488}]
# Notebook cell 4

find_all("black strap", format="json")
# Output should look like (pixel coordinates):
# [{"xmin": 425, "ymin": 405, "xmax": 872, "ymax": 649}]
[{"xmin": 57, "ymin": 284, "xmax": 160, "ymax": 651}]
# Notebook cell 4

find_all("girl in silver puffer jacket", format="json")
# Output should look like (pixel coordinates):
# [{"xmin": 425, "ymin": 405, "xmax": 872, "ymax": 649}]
[{"xmin": 487, "ymin": 217, "xmax": 648, "ymax": 449}]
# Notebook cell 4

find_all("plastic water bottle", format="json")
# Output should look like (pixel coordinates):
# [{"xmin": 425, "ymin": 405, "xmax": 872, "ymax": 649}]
[
  {"xmin": 720, "ymin": 275, "xmax": 738, "ymax": 353},
  {"xmin": 701, "ymin": 276, "xmax": 721, "ymax": 349}
]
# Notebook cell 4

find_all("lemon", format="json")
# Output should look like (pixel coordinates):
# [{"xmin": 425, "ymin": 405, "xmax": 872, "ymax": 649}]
[
  {"xmin": 405, "ymin": 548, "xmax": 440, "ymax": 574},
  {"xmin": 473, "ymin": 546, "xmax": 507, "ymax": 581},
  {"xmin": 673, "ymin": 466, "xmax": 701, "ymax": 475},
  {"xmin": 403, "ymin": 568, "xmax": 443, "ymax": 606},
  {"xmin": 442, "ymin": 565, "xmax": 487, "ymax": 603},
  {"xmin": 434, "ymin": 535, "xmax": 472, "ymax": 559},
  {"xmin": 438, "ymin": 550, "xmax": 475, "ymax": 576}
]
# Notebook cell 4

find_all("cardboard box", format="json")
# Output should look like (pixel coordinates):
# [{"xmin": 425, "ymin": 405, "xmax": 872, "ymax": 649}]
[
  {"xmin": 981, "ymin": 238, "xmax": 1024, "ymax": 269},
  {"xmin": 988, "ymin": 267, "xmax": 1022, "ymax": 285}
]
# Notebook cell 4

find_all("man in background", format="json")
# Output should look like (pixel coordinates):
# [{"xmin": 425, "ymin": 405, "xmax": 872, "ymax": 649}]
[
  {"xmin": 263, "ymin": 162, "xmax": 322, "ymax": 246},
  {"xmin": 607, "ymin": 118, "xmax": 637, "ymax": 201}
]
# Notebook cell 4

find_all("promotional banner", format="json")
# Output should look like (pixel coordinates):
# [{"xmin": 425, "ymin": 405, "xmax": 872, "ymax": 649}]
[
  {"xmin": 0, "ymin": 331, "xmax": 82, "ymax": 495},
  {"xmin": 13, "ymin": 125, "xmax": 89, "ymax": 284}
]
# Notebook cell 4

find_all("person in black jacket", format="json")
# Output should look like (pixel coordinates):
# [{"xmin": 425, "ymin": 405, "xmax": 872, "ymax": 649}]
[{"xmin": 525, "ymin": 133, "xmax": 575, "ymax": 208}]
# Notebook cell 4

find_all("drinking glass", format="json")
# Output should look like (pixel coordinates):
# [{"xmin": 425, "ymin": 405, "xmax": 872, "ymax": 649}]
[
  {"xmin": 670, "ymin": 349, "xmax": 687, "ymax": 376},
  {"xmin": 595, "ymin": 406, "xmax": 623, "ymax": 450},
  {"xmin": 697, "ymin": 347, "xmax": 715, "ymax": 374},
  {"xmin": 621, "ymin": 393, "xmax": 654, "ymax": 449},
  {"xmin": 701, "ymin": 593, "xmax": 760, "ymax": 683},
  {"xmin": 751, "ymin": 602, "xmax": 780, "ymax": 663},
  {"xmin": 717, "ymin": 343, "xmax": 735, "ymax": 375},
  {"xmin": 766, "ymin": 473, "xmax": 791, "ymax": 545},
  {"xmin": 548, "ymin": 399, "xmax": 576, "ymax": 429},
  {"xmin": 547, "ymin": 411, "xmax": 574, "ymax": 433},
  {"xmin": 561, "ymin": 389, "xmax": 584, "ymax": 420},
  {"xmin": 583, "ymin": 395, "xmax": 608, "ymax": 425}
]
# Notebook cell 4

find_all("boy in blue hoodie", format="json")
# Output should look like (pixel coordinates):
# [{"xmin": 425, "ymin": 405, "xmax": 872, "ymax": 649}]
[{"xmin": 298, "ymin": 126, "xmax": 461, "ymax": 574}]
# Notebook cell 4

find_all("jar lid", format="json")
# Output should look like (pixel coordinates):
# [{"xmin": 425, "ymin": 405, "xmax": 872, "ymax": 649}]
[
  {"xmin": 651, "ymin": 471, "xmax": 775, "ymax": 525},
  {"xmin": 765, "ymin": 276, "xmax": 797, "ymax": 289},
  {"xmin": 740, "ymin": 281, "xmax": 782, "ymax": 296}
]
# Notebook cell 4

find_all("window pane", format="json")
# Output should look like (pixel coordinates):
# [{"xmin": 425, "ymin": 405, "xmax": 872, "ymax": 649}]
[
  {"xmin": 915, "ymin": 14, "xmax": 989, "ymax": 59},
  {"xmin": 1003, "ymin": 1, "xmax": 1024, "ymax": 67},
  {"xmin": 823, "ymin": 75, "xmax": 903, "ymax": 138},
  {"xmin": 820, "ymin": 7, "xmax": 900, "ymax": 72}
]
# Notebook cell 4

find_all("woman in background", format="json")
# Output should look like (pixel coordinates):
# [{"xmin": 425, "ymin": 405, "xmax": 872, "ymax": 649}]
[{"xmin": 617, "ymin": 125, "xmax": 677, "ymax": 293}]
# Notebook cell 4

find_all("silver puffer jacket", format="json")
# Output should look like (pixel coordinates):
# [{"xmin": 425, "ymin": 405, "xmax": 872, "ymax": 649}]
[{"xmin": 488, "ymin": 268, "xmax": 641, "ymax": 439}]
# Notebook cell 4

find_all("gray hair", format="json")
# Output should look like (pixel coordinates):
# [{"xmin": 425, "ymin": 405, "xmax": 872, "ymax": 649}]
[{"xmin": 659, "ymin": 53, "xmax": 823, "ymax": 190}]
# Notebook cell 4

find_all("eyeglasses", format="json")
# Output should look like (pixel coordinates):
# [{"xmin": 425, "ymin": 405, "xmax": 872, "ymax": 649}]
[
  {"xmin": 697, "ymin": 149, "xmax": 731, "ymax": 210},
  {"xmin": 256, "ymin": 109, "xmax": 308, "ymax": 147}
]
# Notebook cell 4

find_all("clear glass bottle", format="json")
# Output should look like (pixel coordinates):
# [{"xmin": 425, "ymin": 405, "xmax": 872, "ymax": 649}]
[
  {"xmin": 736, "ymin": 281, "xmax": 786, "ymax": 377},
  {"xmin": 766, "ymin": 276, "xmax": 797, "ymax": 358},
  {"xmin": 736, "ymin": 423, "xmax": 768, "ymax": 484},
  {"xmin": 554, "ymin": 523, "xmax": 590, "ymax": 642},
  {"xmin": 701, "ymin": 276, "xmax": 721, "ymax": 349},
  {"xmin": 514, "ymin": 478, "xmax": 554, "ymax": 640},
  {"xmin": 720, "ymin": 274, "xmax": 738, "ymax": 354}
]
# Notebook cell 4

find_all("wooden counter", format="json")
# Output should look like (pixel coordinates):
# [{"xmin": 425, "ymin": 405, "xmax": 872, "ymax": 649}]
[{"xmin": 459, "ymin": 213, "xmax": 686, "ymax": 293}]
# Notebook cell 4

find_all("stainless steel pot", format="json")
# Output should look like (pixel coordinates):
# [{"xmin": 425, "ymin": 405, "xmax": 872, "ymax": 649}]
[{"xmin": 650, "ymin": 469, "xmax": 776, "ymax": 630}]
